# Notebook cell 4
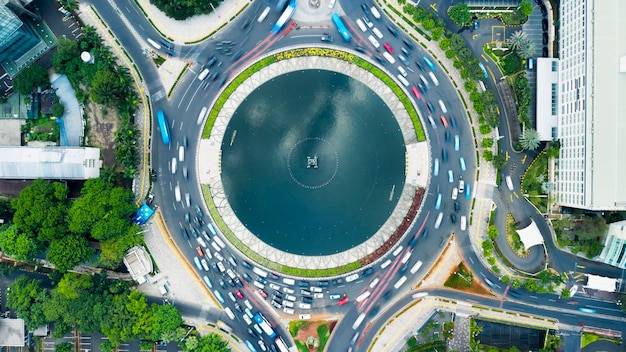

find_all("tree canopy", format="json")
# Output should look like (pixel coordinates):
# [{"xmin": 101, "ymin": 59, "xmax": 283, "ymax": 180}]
[
  {"xmin": 149, "ymin": 0, "xmax": 220, "ymax": 20},
  {"xmin": 13, "ymin": 64, "xmax": 49, "ymax": 95},
  {"xmin": 448, "ymin": 3, "xmax": 471, "ymax": 25},
  {"xmin": 11, "ymin": 179, "xmax": 69, "ymax": 242}
]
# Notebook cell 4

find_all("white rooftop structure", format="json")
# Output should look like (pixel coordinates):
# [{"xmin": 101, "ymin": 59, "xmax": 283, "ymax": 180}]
[
  {"xmin": 516, "ymin": 220, "xmax": 544, "ymax": 250},
  {"xmin": 123, "ymin": 246, "xmax": 153, "ymax": 284},
  {"xmin": 598, "ymin": 220, "xmax": 626, "ymax": 269},
  {"xmin": 556, "ymin": 0, "xmax": 626, "ymax": 210},
  {"xmin": 584, "ymin": 274, "xmax": 617, "ymax": 293},
  {"xmin": 0, "ymin": 146, "xmax": 101, "ymax": 180},
  {"xmin": 534, "ymin": 58, "xmax": 558, "ymax": 141},
  {"xmin": 0, "ymin": 319, "xmax": 24, "ymax": 347}
]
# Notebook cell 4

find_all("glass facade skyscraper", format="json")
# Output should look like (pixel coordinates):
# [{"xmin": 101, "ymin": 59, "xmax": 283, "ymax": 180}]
[{"xmin": 0, "ymin": 3, "xmax": 42, "ymax": 62}]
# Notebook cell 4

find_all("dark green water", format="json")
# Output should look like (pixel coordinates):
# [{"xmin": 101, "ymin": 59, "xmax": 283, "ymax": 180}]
[{"xmin": 220, "ymin": 70, "xmax": 406, "ymax": 255}]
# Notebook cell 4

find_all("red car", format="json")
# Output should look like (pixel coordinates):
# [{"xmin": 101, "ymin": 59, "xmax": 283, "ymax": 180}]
[
  {"xmin": 337, "ymin": 296, "xmax": 350, "ymax": 306},
  {"xmin": 411, "ymin": 86, "xmax": 421, "ymax": 100},
  {"xmin": 383, "ymin": 42, "xmax": 394, "ymax": 54},
  {"xmin": 195, "ymin": 246, "xmax": 204, "ymax": 257},
  {"xmin": 439, "ymin": 115, "xmax": 449, "ymax": 128},
  {"xmin": 258, "ymin": 289, "xmax": 268, "ymax": 298},
  {"xmin": 235, "ymin": 289, "xmax": 244, "ymax": 299}
]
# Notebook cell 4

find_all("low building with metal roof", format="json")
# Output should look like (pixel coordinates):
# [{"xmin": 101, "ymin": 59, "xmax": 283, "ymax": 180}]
[{"xmin": 0, "ymin": 146, "xmax": 101, "ymax": 180}]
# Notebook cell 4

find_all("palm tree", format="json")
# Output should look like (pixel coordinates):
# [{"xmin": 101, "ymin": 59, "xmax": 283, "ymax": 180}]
[
  {"xmin": 520, "ymin": 128, "xmax": 541, "ymax": 150},
  {"xmin": 507, "ymin": 30, "xmax": 527, "ymax": 51},
  {"xmin": 517, "ymin": 38, "xmax": 537, "ymax": 59},
  {"xmin": 59, "ymin": 0, "xmax": 78, "ymax": 12}
]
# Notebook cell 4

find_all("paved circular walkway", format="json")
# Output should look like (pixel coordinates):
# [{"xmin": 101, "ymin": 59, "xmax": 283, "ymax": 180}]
[{"xmin": 198, "ymin": 47, "xmax": 431, "ymax": 271}]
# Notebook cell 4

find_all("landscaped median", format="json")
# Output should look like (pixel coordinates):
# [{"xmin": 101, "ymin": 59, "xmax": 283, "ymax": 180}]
[
  {"xmin": 199, "ymin": 47, "xmax": 426, "ymax": 277},
  {"xmin": 202, "ymin": 47, "xmax": 425, "ymax": 141}
]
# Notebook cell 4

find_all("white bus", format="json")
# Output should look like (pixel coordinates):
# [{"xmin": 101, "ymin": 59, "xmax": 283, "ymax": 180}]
[
  {"xmin": 253, "ymin": 267, "xmax": 269, "ymax": 278},
  {"xmin": 214, "ymin": 235, "xmax": 226, "ymax": 248},
  {"xmin": 352, "ymin": 313, "xmax": 366, "ymax": 330},
  {"xmin": 196, "ymin": 106, "xmax": 208, "ymax": 125},
  {"xmin": 380, "ymin": 259, "xmax": 392, "ymax": 269},
  {"xmin": 370, "ymin": 6, "xmax": 381, "ymax": 20},
  {"xmin": 397, "ymin": 75, "xmax": 409, "ymax": 87},
  {"xmin": 434, "ymin": 212, "xmax": 443, "ymax": 229},
  {"xmin": 401, "ymin": 251, "xmax": 412, "ymax": 264},
  {"xmin": 382, "ymin": 52, "xmax": 395, "ymax": 64},
  {"xmin": 355, "ymin": 291, "xmax": 371, "ymax": 303},
  {"xmin": 224, "ymin": 307, "xmax": 235, "ymax": 320},
  {"xmin": 356, "ymin": 19, "xmax": 367, "ymax": 32},
  {"xmin": 258, "ymin": 6, "xmax": 271, "ymax": 23},
  {"xmin": 282, "ymin": 277, "xmax": 295, "ymax": 285},
  {"xmin": 438, "ymin": 99, "xmax": 447, "ymax": 113},
  {"xmin": 198, "ymin": 68, "xmax": 210, "ymax": 81},
  {"xmin": 147, "ymin": 38, "xmax": 161, "ymax": 50},
  {"xmin": 394, "ymin": 275, "xmax": 407, "ymax": 289},
  {"xmin": 410, "ymin": 260, "xmax": 423, "ymax": 274},
  {"xmin": 429, "ymin": 71, "xmax": 440, "ymax": 86}
]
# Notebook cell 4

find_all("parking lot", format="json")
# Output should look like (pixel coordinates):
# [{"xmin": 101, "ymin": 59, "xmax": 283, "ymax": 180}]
[{"xmin": 522, "ymin": 0, "xmax": 551, "ymax": 128}]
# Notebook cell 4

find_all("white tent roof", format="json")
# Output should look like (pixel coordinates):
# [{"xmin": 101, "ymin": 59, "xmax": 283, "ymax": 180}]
[
  {"xmin": 517, "ymin": 220, "xmax": 544, "ymax": 250},
  {"xmin": 584, "ymin": 274, "xmax": 617, "ymax": 292}
]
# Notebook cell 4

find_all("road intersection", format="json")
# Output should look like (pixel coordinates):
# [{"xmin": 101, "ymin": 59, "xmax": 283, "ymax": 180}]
[{"xmin": 77, "ymin": 0, "xmax": 626, "ymax": 351}]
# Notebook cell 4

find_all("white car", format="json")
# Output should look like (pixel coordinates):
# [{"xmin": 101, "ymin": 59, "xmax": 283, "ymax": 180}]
[
  {"xmin": 178, "ymin": 146, "xmax": 185, "ymax": 162},
  {"xmin": 460, "ymin": 216, "xmax": 467, "ymax": 231},
  {"xmin": 171, "ymin": 157, "xmax": 177, "ymax": 174},
  {"xmin": 368, "ymin": 35, "xmax": 380, "ymax": 48},
  {"xmin": 345, "ymin": 273, "xmax": 359, "ymax": 282},
  {"xmin": 372, "ymin": 27, "xmax": 383, "ymax": 39},
  {"xmin": 451, "ymin": 187, "xmax": 458, "ymax": 200},
  {"xmin": 328, "ymin": 0, "xmax": 336, "ymax": 8},
  {"xmin": 448, "ymin": 170, "xmax": 454, "ymax": 183},
  {"xmin": 174, "ymin": 184, "xmax": 181, "ymax": 202}
]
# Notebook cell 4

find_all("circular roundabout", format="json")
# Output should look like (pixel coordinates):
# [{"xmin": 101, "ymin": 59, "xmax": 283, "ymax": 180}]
[{"xmin": 199, "ymin": 47, "xmax": 429, "ymax": 275}]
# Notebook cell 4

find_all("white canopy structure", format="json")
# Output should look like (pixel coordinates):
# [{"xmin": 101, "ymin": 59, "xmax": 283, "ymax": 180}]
[
  {"xmin": 584, "ymin": 274, "xmax": 617, "ymax": 292},
  {"xmin": 517, "ymin": 220, "xmax": 544, "ymax": 250}
]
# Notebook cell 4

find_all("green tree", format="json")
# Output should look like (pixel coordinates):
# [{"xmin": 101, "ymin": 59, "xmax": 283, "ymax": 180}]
[
  {"xmin": 149, "ymin": 0, "xmax": 216, "ymax": 20},
  {"xmin": 11, "ymin": 179, "xmax": 69, "ymax": 242},
  {"xmin": 90, "ymin": 69, "xmax": 123, "ymax": 105},
  {"xmin": 422, "ymin": 19, "xmax": 435, "ymax": 31},
  {"xmin": 487, "ymin": 225, "xmax": 499, "ymax": 240},
  {"xmin": 68, "ymin": 178, "xmax": 136, "ymax": 237},
  {"xmin": 439, "ymin": 38, "xmax": 451, "ymax": 51},
  {"xmin": 560, "ymin": 288, "xmax": 571, "ymax": 299},
  {"xmin": 52, "ymin": 38, "xmax": 82, "ymax": 81},
  {"xmin": 150, "ymin": 304, "xmax": 183, "ymax": 341},
  {"xmin": 457, "ymin": 48, "xmax": 472, "ymax": 62},
  {"xmin": 100, "ymin": 294, "xmax": 136, "ymax": 346},
  {"xmin": 503, "ymin": 52, "xmax": 522, "ymax": 74},
  {"xmin": 431, "ymin": 27, "xmax": 444, "ymax": 41},
  {"xmin": 6, "ymin": 276, "xmax": 50, "ymax": 330},
  {"xmin": 51, "ymin": 103, "xmax": 66, "ymax": 117},
  {"xmin": 57, "ymin": 273, "xmax": 93, "ymax": 299},
  {"xmin": 185, "ymin": 335, "xmax": 199, "ymax": 350},
  {"xmin": 99, "ymin": 224, "xmax": 143, "ymax": 269},
  {"xmin": 449, "ymin": 34, "xmax": 466, "ymax": 51},
  {"xmin": 59, "ymin": 0, "xmax": 78, "ymax": 11},
  {"xmin": 13, "ymin": 64, "xmax": 49, "ymax": 95},
  {"xmin": 196, "ymin": 333, "xmax": 230, "ymax": 352},
  {"xmin": 507, "ymin": 30, "xmax": 527, "ymax": 52},
  {"xmin": 0, "ymin": 224, "xmax": 41, "ymax": 261},
  {"xmin": 520, "ymin": 128, "xmax": 541, "ymax": 150},
  {"xmin": 518, "ymin": 0, "xmax": 534, "ymax": 16},
  {"xmin": 47, "ymin": 234, "xmax": 92, "ymax": 272},
  {"xmin": 55, "ymin": 342, "xmax": 73, "ymax": 352},
  {"xmin": 492, "ymin": 154, "xmax": 507, "ymax": 170},
  {"xmin": 127, "ymin": 290, "xmax": 152, "ymax": 337},
  {"xmin": 516, "ymin": 38, "xmax": 537, "ymax": 59},
  {"xmin": 448, "ymin": 3, "xmax": 472, "ymax": 25}
]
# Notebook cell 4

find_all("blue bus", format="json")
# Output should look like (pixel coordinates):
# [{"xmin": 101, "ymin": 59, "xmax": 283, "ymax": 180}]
[
  {"xmin": 479, "ymin": 62, "xmax": 489, "ymax": 79},
  {"xmin": 331, "ymin": 13, "xmax": 351, "ymax": 42},
  {"xmin": 253, "ymin": 313, "xmax": 276, "ymax": 338},
  {"xmin": 157, "ymin": 110, "xmax": 171, "ymax": 145},
  {"xmin": 423, "ymin": 56, "xmax": 436, "ymax": 71},
  {"xmin": 245, "ymin": 340, "xmax": 258, "ymax": 352}
]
